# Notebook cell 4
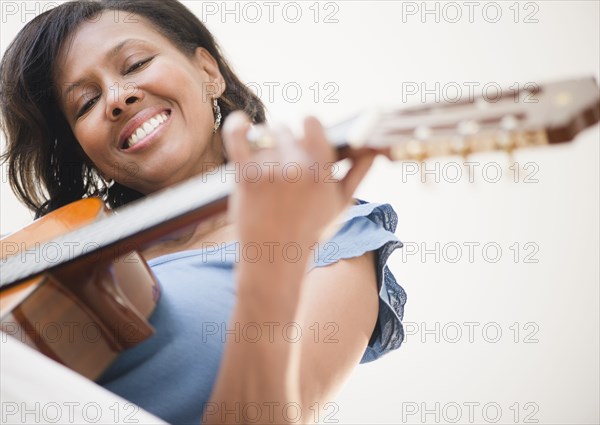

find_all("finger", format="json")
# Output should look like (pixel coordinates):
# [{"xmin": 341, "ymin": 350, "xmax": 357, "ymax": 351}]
[
  {"xmin": 340, "ymin": 151, "xmax": 377, "ymax": 201},
  {"xmin": 222, "ymin": 111, "xmax": 252, "ymax": 164},
  {"xmin": 301, "ymin": 116, "xmax": 336, "ymax": 165},
  {"xmin": 270, "ymin": 123, "xmax": 302, "ymax": 164}
]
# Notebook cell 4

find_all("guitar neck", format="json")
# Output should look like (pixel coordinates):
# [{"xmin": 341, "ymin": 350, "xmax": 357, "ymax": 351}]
[
  {"xmin": 1, "ymin": 76, "xmax": 599, "ymax": 289},
  {"xmin": 0, "ymin": 168, "xmax": 234, "ymax": 288}
]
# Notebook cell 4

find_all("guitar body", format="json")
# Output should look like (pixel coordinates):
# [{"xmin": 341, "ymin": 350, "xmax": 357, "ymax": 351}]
[{"xmin": 0, "ymin": 198, "xmax": 160, "ymax": 380}]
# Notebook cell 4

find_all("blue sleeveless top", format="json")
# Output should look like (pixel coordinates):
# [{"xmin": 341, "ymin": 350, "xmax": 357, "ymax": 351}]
[{"xmin": 97, "ymin": 199, "xmax": 407, "ymax": 424}]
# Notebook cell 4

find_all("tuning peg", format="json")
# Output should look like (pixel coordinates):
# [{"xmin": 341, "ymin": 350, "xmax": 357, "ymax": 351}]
[
  {"xmin": 404, "ymin": 129, "xmax": 430, "ymax": 183},
  {"xmin": 503, "ymin": 150, "xmax": 518, "ymax": 182},
  {"xmin": 496, "ymin": 115, "xmax": 518, "ymax": 154},
  {"xmin": 497, "ymin": 117, "xmax": 526, "ymax": 182},
  {"xmin": 449, "ymin": 136, "xmax": 471, "ymax": 157},
  {"xmin": 414, "ymin": 125, "xmax": 431, "ymax": 141},
  {"xmin": 458, "ymin": 120, "xmax": 480, "ymax": 136},
  {"xmin": 405, "ymin": 139, "xmax": 427, "ymax": 161}
]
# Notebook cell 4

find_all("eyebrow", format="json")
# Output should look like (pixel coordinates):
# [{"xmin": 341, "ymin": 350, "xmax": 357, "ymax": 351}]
[{"xmin": 62, "ymin": 38, "xmax": 148, "ymax": 102}]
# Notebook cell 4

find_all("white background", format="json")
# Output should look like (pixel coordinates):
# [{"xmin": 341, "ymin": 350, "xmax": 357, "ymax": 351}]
[{"xmin": 1, "ymin": 1, "xmax": 599, "ymax": 424}]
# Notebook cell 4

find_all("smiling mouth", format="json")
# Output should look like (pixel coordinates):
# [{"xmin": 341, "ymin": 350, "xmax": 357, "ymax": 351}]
[{"xmin": 122, "ymin": 110, "xmax": 171, "ymax": 149}]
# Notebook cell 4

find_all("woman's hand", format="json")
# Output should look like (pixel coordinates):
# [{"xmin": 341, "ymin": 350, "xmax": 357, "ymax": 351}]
[
  {"xmin": 222, "ymin": 111, "xmax": 376, "ymax": 270},
  {"xmin": 205, "ymin": 112, "xmax": 377, "ymax": 424}
]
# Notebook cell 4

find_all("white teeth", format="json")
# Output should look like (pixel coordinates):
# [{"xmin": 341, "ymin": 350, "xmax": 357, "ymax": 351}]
[
  {"xmin": 126, "ymin": 112, "xmax": 169, "ymax": 148},
  {"xmin": 135, "ymin": 127, "xmax": 147, "ymax": 140}
]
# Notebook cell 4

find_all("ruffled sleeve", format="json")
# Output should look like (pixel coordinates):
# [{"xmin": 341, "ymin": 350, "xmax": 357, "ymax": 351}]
[{"xmin": 308, "ymin": 198, "xmax": 407, "ymax": 364}]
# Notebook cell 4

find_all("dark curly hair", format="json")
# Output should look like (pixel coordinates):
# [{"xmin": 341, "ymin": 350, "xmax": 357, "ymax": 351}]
[{"xmin": 0, "ymin": 0, "xmax": 265, "ymax": 218}]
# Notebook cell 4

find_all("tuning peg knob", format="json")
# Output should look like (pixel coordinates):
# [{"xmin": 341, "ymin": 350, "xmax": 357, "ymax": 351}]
[
  {"xmin": 449, "ymin": 136, "xmax": 471, "ymax": 157},
  {"xmin": 405, "ymin": 140, "xmax": 427, "ymax": 161}
]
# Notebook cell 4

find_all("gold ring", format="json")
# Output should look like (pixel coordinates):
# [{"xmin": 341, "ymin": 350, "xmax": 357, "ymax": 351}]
[{"xmin": 246, "ymin": 125, "xmax": 277, "ymax": 150}]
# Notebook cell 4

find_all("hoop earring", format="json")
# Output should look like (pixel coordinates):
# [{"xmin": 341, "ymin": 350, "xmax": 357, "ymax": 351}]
[{"xmin": 213, "ymin": 97, "xmax": 222, "ymax": 133}]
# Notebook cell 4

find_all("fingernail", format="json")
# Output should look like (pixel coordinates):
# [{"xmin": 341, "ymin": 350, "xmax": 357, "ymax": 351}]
[{"xmin": 223, "ymin": 111, "xmax": 249, "ymax": 134}]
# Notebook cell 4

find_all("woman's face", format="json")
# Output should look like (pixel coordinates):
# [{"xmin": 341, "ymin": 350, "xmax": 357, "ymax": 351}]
[{"xmin": 55, "ymin": 12, "xmax": 226, "ymax": 194}]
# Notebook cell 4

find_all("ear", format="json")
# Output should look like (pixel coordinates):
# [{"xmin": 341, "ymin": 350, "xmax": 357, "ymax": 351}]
[{"xmin": 193, "ymin": 47, "xmax": 226, "ymax": 98}]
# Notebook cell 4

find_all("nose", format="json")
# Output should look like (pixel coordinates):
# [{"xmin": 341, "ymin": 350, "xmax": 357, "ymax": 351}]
[
  {"xmin": 107, "ymin": 83, "xmax": 144, "ymax": 119},
  {"xmin": 111, "ymin": 95, "xmax": 139, "ymax": 118}
]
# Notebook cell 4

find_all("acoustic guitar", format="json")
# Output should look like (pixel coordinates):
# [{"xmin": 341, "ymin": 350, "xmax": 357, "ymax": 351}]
[{"xmin": 1, "ymin": 76, "xmax": 598, "ymax": 380}]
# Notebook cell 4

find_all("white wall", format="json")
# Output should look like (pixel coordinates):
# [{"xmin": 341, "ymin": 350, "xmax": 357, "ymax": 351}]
[{"xmin": 1, "ymin": 1, "xmax": 599, "ymax": 424}]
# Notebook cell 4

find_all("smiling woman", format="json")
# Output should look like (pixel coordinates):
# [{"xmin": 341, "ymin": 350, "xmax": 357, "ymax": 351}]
[
  {"xmin": 0, "ymin": 1, "xmax": 406, "ymax": 424},
  {"xmin": 1, "ymin": 0, "xmax": 265, "ymax": 214},
  {"xmin": 54, "ymin": 17, "xmax": 228, "ymax": 195}
]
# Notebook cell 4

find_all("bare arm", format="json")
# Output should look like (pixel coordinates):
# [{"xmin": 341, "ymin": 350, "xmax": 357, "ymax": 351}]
[
  {"xmin": 203, "ymin": 112, "xmax": 378, "ymax": 424},
  {"xmin": 296, "ymin": 250, "xmax": 378, "ymax": 416},
  {"xmin": 204, "ymin": 249, "xmax": 378, "ymax": 424}
]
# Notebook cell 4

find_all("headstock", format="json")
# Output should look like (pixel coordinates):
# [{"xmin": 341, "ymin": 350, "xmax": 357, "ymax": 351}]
[{"xmin": 329, "ymin": 77, "xmax": 600, "ymax": 161}]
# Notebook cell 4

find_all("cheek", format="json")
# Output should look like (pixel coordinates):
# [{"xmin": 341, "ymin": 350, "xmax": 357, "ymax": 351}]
[
  {"xmin": 146, "ymin": 62, "xmax": 216, "ymax": 125},
  {"xmin": 177, "ymin": 81, "xmax": 218, "ymax": 138},
  {"xmin": 154, "ymin": 85, "xmax": 216, "ymax": 154}
]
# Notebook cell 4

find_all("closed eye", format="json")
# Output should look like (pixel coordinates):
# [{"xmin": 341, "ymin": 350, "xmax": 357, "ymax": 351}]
[
  {"xmin": 77, "ymin": 96, "xmax": 100, "ymax": 118},
  {"xmin": 125, "ymin": 56, "xmax": 154, "ymax": 74}
]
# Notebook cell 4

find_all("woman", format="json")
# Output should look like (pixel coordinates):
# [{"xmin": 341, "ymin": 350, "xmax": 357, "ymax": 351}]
[{"xmin": 0, "ymin": 0, "xmax": 407, "ymax": 423}]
